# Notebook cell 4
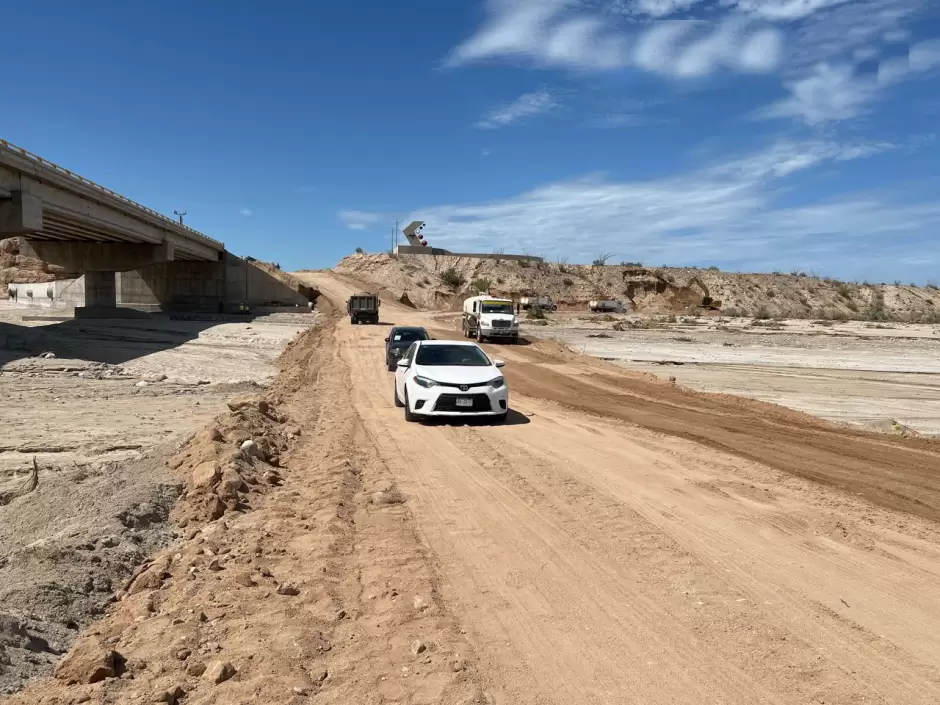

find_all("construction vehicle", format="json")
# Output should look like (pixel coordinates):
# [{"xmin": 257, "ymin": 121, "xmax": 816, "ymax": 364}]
[
  {"xmin": 347, "ymin": 293, "xmax": 380, "ymax": 324},
  {"xmin": 520, "ymin": 295, "xmax": 558, "ymax": 311},
  {"xmin": 461, "ymin": 295, "xmax": 519, "ymax": 343},
  {"xmin": 589, "ymin": 299, "xmax": 625, "ymax": 313}
]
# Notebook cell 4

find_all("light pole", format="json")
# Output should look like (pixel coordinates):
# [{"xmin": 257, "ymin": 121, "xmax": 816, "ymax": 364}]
[{"xmin": 174, "ymin": 210, "xmax": 187, "ymax": 225}]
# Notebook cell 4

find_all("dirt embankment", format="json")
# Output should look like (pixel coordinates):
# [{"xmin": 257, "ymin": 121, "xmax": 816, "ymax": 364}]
[
  {"xmin": 335, "ymin": 252, "xmax": 940, "ymax": 321},
  {"xmin": 3, "ymin": 315, "xmax": 482, "ymax": 705},
  {"xmin": 0, "ymin": 239, "xmax": 71, "ymax": 297}
]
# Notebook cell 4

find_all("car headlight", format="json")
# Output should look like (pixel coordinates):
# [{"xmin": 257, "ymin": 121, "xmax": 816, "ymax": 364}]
[
  {"xmin": 489, "ymin": 376, "xmax": 505, "ymax": 389},
  {"xmin": 415, "ymin": 376, "xmax": 438, "ymax": 388}
]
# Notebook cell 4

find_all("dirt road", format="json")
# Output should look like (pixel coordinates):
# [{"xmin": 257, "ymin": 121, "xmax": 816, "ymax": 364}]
[{"xmin": 300, "ymin": 271, "xmax": 940, "ymax": 705}]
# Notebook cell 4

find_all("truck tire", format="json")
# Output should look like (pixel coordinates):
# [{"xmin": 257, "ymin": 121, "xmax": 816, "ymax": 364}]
[{"xmin": 477, "ymin": 327, "xmax": 484, "ymax": 343}]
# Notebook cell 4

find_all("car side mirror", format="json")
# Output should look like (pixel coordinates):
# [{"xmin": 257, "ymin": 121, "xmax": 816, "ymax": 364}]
[
  {"xmin": 384, "ymin": 337, "xmax": 389, "ymax": 342},
  {"xmin": 493, "ymin": 360, "xmax": 505, "ymax": 368},
  {"xmin": 397, "ymin": 358, "xmax": 410, "ymax": 368}
]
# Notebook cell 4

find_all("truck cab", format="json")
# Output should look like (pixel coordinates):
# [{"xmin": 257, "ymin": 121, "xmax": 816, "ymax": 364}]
[
  {"xmin": 347, "ymin": 293, "xmax": 380, "ymax": 324},
  {"xmin": 461, "ymin": 295, "xmax": 519, "ymax": 343}
]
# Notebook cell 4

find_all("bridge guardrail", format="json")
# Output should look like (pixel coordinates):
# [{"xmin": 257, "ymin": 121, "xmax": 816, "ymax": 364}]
[{"xmin": 0, "ymin": 139, "xmax": 224, "ymax": 249}]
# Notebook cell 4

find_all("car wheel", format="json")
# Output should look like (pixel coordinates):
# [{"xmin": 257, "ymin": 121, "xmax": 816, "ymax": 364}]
[
  {"xmin": 403, "ymin": 388, "xmax": 417, "ymax": 422},
  {"xmin": 387, "ymin": 360, "xmax": 397, "ymax": 372},
  {"xmin": 394, "ymin": 382, "xmax": 404, "ymax": 407}
]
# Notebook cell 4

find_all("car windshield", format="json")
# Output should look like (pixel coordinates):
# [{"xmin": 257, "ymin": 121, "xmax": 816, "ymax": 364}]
[
  {"xmin": 481, "ymin": 302, "xmax": 514, "ymax": 314},
  {"xmin": 416, "ymin": 344, "xmax": 490, "ymax": 367},
  {"xmin": 391, "ymin": 329, "xmax": 428, "ymax": 343}
]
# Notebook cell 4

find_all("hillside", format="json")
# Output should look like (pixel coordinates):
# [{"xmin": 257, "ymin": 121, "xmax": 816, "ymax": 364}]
[{"xmin": 335, "ymin": 252, "xmax": 940, "ymax": 322}]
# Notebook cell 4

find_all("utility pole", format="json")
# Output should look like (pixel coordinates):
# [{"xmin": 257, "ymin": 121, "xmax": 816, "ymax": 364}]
[
  {"xmin": 393, "ymin": 219, "xmax": 401, "ymax": 253},
  {"xmin": 174, "ymin": 210, "xmax": 187, "ymax": 225}
]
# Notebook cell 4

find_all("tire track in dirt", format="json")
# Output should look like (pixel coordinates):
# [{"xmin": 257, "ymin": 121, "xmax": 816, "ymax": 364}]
[{"xmin": 294, "ymin": 271, "xmax": 940, "ymax": 705}]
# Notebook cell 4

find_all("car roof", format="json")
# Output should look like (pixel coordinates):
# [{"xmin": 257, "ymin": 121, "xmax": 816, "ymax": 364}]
[
  {"xmin": 391, "ymin": 325, "xmax": 427, "ymax": 331},
  {"xmin": 416, "ymin": 339, "xmax": 479, "ymax": 347}
]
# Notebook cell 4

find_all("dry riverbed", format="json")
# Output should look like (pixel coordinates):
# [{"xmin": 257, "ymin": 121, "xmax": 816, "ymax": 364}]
[{"xmin": 526, "ymin": 313, "xmax": 940, "ymax": 436}]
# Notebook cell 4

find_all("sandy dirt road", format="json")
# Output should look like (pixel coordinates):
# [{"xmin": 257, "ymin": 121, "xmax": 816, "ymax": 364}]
[{"xmin": 299, "ymin": 271, "xmax": 940, "ymax": 705}]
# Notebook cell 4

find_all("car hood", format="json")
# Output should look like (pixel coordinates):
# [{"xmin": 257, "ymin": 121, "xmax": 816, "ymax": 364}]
[{"xmin": 413, "ymin": 365, "xmax": 500, "ymax": 385}]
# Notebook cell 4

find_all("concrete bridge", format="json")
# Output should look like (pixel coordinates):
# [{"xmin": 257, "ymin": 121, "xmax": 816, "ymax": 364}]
[{"xmin": 0, "ymin": 140, "xmax": 311, "ymax": 315}]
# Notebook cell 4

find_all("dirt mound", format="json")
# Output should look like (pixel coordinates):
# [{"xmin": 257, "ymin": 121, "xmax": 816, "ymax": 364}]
[
  {"xmin": 0, "ymin": 391, "xmax": 296, "ymax": 697},
  {"xmin": 337, "ymin": 253, "xmax": 940, "ymax": 321},
  {"xmin": 0, "ymin": 238, "xmax": 72, "ymax": 297}
]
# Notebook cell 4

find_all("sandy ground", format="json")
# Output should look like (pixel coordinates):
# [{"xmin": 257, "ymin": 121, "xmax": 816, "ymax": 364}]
[
  {"xmin": 6, "ymin": 274, "xmax": 940, "ymax": 704},
  {"xmin": 530, "ymin": 313, "xmax": 940, "ymax": 436},
  {"xmin": 0, "ymin": 308, "xmax": 316, "ymax": 694}
]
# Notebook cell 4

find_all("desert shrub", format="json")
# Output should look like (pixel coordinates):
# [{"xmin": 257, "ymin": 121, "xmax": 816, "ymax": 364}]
[
  {"xmin": 471, "ymin": 277, "xmax": 491, "ymax": 293},
  {"xmin": 927, "ymin": 281, "xmax": 939, "ymax": 290},
  {"xmin": 563, "ymin": 278, "xmax": 574, "ymax": 286},
  {"xmin": 835, "ymin": 282, "xmax": 853, "ymax": 298},
  {"xmin": 754, "ymin": 306, "xmax": 772, "ymax": 320},
  {"xmin": 439, "ymin": 267, "xmax": 465, "ymax": 288},
  {"xmin": 846, "ymin": 300, "xmax": 859, "ymax": 312},
  {"xmin": 518, "ymin": 259, "xmax": 530, "ymax": 268},
  {"xmin": 620, "ymin": 261, "xmax": 643, "ymax": 267},
  {"xmin": 592, "ymin": 252, "xmax": 613, "ymax": 267},
  {"xmin": 355, "ymin": 247, "xmax": 365, "ymax": 254},
  {"xmin": 707, "ymin": 266, "xmax": 720, "ymax": 271},
  {"xmin": 766, "ymin": 290, "xmax": 776, "ymax": 298},
  {"xmin": 527, "ymin": 306, "xmax": 546, "ymax": 320}
]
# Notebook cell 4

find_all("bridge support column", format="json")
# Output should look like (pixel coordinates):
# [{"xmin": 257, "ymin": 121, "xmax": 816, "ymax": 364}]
[
  {"xmin": 74, "ymin": 271, "xmax": 146, "ymax": 318},
  {"xmin": 84, "ymin": 271, "xmax": 116, "ymax": 308}
]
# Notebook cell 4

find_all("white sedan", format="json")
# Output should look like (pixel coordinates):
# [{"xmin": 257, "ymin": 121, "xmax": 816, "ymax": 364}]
[{"xmin": 394, "ymin": 340, "xmax": 509, "ymax": 423}]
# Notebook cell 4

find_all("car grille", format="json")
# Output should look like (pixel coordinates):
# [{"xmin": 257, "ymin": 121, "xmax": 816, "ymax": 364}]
[
  {"xmin": 491, "ymin": 320, "xmax": 511, "ymax": 328},
  {"xmin": 437, "ymin": 381, "xmax": 489, "ymax": 389},
  {"xmin": 433, "ymin": 394, "xmax": 493, "ymax": 412}
]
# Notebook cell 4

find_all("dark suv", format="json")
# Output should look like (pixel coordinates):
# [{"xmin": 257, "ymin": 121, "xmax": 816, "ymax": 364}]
[{"xmin": 385, "ymin": 326, "xmax": 430, "ymax": 371}]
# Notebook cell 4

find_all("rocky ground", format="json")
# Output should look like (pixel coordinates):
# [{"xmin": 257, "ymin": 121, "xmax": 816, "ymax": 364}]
[{"xmin": 0, "ymin": 309, "xmax": 317, "ymax": 695}]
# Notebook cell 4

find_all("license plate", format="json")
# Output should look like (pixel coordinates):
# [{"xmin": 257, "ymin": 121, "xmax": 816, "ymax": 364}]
[{"xmin": 455, "ymin": 397, "xmax": 473, "ymax": 408}]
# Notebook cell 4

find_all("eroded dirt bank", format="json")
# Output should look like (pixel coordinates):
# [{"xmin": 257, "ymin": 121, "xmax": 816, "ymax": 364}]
[{"xmin": 2, "ymin": 311, "xmax": 483, "ymax": 705}]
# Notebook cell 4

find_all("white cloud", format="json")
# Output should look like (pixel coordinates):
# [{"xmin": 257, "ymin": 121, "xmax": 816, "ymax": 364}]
[
  {"xmin": 762, "ymin": 36, "xmax": 940, "ymax": 124},
  {"xmin": 911, "ymin": 38, "xmax": 940, "ymax": 71},
  {"xmin": 729, "ymin": 0, "xmax": 854, "ymax": 21},
  {"xmin": 339, "ymin": 210, "xmax": 382, "ymax": 230},
  {"xmin": 634, "ymin": 0, "xmax": 706, "ymax": 17},
  {"xmin": 385, "ymin": 138, "xmax": 926, "ymax": 273},
  {"xmin": 239, "ymin": 208, "xmax": 253, "ymax": 217},
  {"xmin": 761, "ymin": 63, "xmax": 876, "ymax": 123},
  {"xmin": 448, "ymin": 0, "xmax": 782, "ymax": 76},
  {"xmin": 475, "ymin": 90, "xmax": 558, "ymax": 128},
  {"xmin": 482, "ymin": 147, "xmax": 493, "ymax": 156}
]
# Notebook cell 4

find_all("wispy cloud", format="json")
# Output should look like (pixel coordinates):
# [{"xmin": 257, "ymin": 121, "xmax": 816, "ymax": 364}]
[
  {"xmin": 339, "ymin": 210, "xmax": 383, "ymax": 230},
  {"xmin": 239, "ymin": 208, "xmax": 253, "ymax": 217},
  {"xmin": 382, "ymin": 138, "xmax": 935, "ymax": 276},
  {"xmin": 482, "ymin": 147, "xmax": 494, "ymax": 156},
  {"xmin": 762, "ymin": 38, "xmax": 940, "ymax": 124},
  {"xmin": 446, "ymin": 0, "xmax": 783, "ymax": 77},
  {"xmin": 475, "ymin": 90, "xmax": 558, "ymax": 128}
]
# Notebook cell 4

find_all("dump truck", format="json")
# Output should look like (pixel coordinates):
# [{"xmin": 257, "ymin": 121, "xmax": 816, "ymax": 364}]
[{"xmin": 347, "ymin": 293, "xmax": 380, "ymax": 324}]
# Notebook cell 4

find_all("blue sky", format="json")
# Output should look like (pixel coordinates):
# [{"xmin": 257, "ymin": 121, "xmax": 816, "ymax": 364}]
[{"xmin": 2, "ymin": 1, "xmax": 939, "ymax": 281}]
